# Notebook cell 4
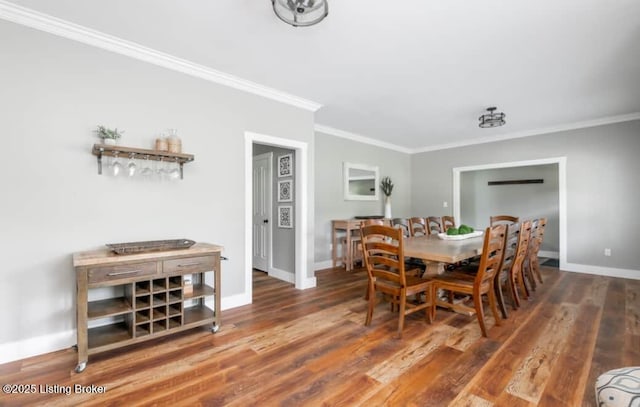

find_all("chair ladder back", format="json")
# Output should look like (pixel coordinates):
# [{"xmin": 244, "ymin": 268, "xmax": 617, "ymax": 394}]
[
  {"xmin": 512, "ymin": 220, "xmax": 532, "ymax": 275},
  {"xmin": 499, "ymin": 223, "xmax": 520, "ymax": 276},
  {"xmin": 426, "ymin": 216, "xmax": 443, "ymax": 235},
  {"xmin": 536, "ymin": 217, "xmax": 547, "ymax": 250},
  {"xmin": 409, "ymin": 217, "xmax": 427, "ymax": 237},
  {"xmin": 442, "ymin": 216, "xmax": 456, "ymax": 232},
  {"xmin": 527, "ymin": 219, "xmax": 540, "ymax": 258},
  {"xmin": 391, "ymin": 218, "xmax": 411, "ymax": 239},
  {"xmin": 490, "ymin": 215, "xmax": 520, "ymax": 226},
  {"xmin": 361, "ymin": 225, "xmax": 406, "ymax": 286},
  {"xmin": 474, "ymin": 224, "xmax": 507, "ymax": 290}
]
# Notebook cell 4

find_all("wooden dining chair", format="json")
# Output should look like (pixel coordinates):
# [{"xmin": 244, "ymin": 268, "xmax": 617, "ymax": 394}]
[
  {"xmin": 442, "ymin": 216, "xmax": 456, "ymax": 232},
  {"xmin": 426, "ymin": 216, "xmax": 443, "ymax": 235},
  {"xmin": 511, "ymin": 220, "xmax": 532, "ymax": 306},
  {"xmin": 391, "ymin": 218, "xmax": 411, "ymax": 238},
  {"xmin": 360, "ymin": 224, "xmax": 434, "ymax": 338},
  {"xmin": 391, "ymin": 218, "xmax": 425, "ymax": 274},
  {"xmin": 493, "ymin": 221, "xmax": 534, "ymax": 318},
  {"xmin": 409, "ymin": 217, "xmax": 427, "ymax": 237},
  {"xmin": 527, "ymin": 217, "xmax": 547, "ymax": 285},
  {"xmin": 432, "ymin": 224, "xmax": 506, "ymax": 337},
  {"xmin": 493, "ymin": 222, "xmax": 519, "ymax": 319},
  {"xmin": 490, "ymin": 215, "xmax": 519, "ymax": 226},
  {"xmin": 522, "ymin": 219, "xmax": 539, "ymax": 293}
]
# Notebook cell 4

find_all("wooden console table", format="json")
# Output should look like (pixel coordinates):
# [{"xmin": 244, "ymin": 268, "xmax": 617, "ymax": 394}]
[
  {"xmin": 73, "ymin": 243, "xmax": 222, "ymax": 373},
  {"xmin": 331, "ymin": 219, "xmax": 364, "ymax": 271},
  {"xmin": 332, "ymin": 218, "xmax": 390, "ymax": 271}
]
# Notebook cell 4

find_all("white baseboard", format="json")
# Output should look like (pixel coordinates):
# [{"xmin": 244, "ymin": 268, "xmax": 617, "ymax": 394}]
[
  {"xmin": 221, "ymin": 293, "xmax": 251, "ymax": 310},
  {"xmin": 0, "ymin": 329, "xmax": 75, "ymax": 364},
  {"xmin": 561, "ymin": 262, "xmax": 640, "ymax": 280},
  {"xmin": 539, "ymin": 250, "xmax": 559, "ymax": 259},
  {"xmin": 314, "ymin": 260, "xmax": 333, "ymax": 271},
  {"xmin": 268, "ymin": 267, "xmax": 295, "ymax": 283},
  {"xmin": 299, "ymin": 277, "xmax": 317, "ymax": 290}
]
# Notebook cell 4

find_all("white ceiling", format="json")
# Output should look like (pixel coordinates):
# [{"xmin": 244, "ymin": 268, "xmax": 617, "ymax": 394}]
[{"xmin": 6, "ymin": 0, "xmax": 640, "ymax": 151}]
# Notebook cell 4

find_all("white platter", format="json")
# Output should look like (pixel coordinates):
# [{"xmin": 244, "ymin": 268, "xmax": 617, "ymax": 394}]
[{"xmin": 437, "ymin": 230, "xmax": 483, "ymax": 241}]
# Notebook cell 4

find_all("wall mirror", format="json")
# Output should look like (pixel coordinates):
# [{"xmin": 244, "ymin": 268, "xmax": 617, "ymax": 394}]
[{"xmin": 343, "ymin": 162, "xmax": 379, "ymax": 201}]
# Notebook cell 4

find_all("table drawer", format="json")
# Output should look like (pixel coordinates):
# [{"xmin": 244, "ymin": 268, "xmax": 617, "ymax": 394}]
[
  {"xmin": 163, "ymin": 256, "xmax": 215, "ymax": 274},
  {"xmin": 88, "ymin": 262, "xmax": 157, "ymax": 284}
]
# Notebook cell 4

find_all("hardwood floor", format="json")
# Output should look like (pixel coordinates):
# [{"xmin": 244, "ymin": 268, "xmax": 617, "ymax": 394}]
[{"xmin": 1, "ymin": 265, "xmax": 638, "ymax": 406}]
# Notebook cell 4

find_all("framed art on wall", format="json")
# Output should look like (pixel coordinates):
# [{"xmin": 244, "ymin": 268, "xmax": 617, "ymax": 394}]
[
  {"xmin": 278, "ymin": 153, "xmax": 293, "ymax": 177},
  {"xmin": 278, "ymin": 179, "xmax": 293, "ymax": 202},
  {"xmin": 278, "ymin": 206, "xmax": 293, "ymax": 228}
]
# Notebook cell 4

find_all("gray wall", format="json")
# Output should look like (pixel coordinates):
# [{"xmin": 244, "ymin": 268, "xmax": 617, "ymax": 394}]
[
  {"xmin": 314, "ymin": 132, "xmax": 412, "ymax": 265},
  {"xmin": 253, "ymin": 144, "xmax": 295, "ymax": 275},
  {"xmin": 460, "ymin": 164, "xmax": 559, "ymax": 253},
  {"xmin": 411, "ymin": 120, "xmax": 640, "ymax": 270},
  {"xmin": 0, "ymin": 21, "xmax": 314, "ymax": 352}
]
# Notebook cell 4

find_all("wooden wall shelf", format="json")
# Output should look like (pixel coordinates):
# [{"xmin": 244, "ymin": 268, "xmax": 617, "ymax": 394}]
[{"xmin": 92, "ymin": 144, "xmax": 195, "ymax": 179}]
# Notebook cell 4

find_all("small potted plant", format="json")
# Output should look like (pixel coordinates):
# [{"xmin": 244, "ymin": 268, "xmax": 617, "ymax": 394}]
[{"xmin": 95, "ymin": 125, "xmax": 124, "ymax": 145}]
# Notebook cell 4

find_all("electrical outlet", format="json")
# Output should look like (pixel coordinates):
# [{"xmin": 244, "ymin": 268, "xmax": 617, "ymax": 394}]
[
  {"xmin": 443, "ymin": 201, "xmax": 448, "ymax": 208},
  {"xmin": 604, "ymin": 248, "xmax": 611, "ymax": 256}
]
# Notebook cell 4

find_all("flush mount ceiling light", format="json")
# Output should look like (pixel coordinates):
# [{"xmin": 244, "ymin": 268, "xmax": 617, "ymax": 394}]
[
  {"xmin": 478, "ymin": 107, "xmax": 506, "ymax": 128},
  {"xmin": 272, "ymin": 0, "xmax": 329, "ymax": 27}
]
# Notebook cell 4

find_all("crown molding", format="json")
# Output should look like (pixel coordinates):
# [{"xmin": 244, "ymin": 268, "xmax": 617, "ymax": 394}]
[
  {"xmin": 413, "ymin": 112, "xmax": 640, "ymax": 153},
  {"xmin": 318, "ymin": 112, "xmax": 640, "ymax": 155},
  {"xmin": 0, "ymin": 0, "xmax": 322, "ymax": 112},
  {"xmin": 314, "ymin": 124, "xmax": 413, "ymax": 154}
]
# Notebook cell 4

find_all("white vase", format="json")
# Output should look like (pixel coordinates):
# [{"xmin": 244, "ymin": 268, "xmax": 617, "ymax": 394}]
[
  {"xmin": 384, "ymin": 196, "xmax": 392, "ymax": 218},
  {"xmin": 102, "ymin": 138, "xmax": 116, "ymax": 145}
]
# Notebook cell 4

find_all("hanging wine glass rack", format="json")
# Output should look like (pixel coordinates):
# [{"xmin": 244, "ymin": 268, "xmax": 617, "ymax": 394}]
[{"xmin": 92, "ymin": 144, "xmax": 195, "ymax": 180}]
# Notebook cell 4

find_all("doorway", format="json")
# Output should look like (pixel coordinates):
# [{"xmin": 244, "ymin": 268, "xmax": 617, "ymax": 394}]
[
  {"xmin": 244, "ymin": 131, "xmax": 313, "ymax": 305},
  {"xmin": 452, "ymin": 157, "xmax": 567, "ymax": 269}
]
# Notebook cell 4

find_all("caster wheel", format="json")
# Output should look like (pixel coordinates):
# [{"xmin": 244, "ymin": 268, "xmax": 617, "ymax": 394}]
[
  {"xmin": 75, "ymin": 362, "xmax": 86, "ymax": 373},
  {"xmin": 211, "ymin": 325, "xmax": 220, "ymax": 333}
]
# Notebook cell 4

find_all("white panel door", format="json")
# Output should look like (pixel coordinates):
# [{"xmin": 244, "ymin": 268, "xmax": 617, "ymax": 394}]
[{"xmin": 252, "ymin": 153, "xmax": 272, "ymax": 271}]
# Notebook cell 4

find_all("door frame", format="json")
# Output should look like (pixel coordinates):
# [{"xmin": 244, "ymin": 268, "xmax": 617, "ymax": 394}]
[
  {"xmin": 252, "ymin": 152, "xmax": 273, "ymax": 273},
  {"xmin": 452, "ymin": 156, "xmax": 567, "ymax": 270},
  {"xmin": 245, "ymin": 131, "xmax": 310, "ymax": 302}
]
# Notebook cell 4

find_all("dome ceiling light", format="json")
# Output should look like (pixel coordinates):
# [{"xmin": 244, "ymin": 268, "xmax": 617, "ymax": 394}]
[
  {"xmin": 272, "ymin": 0, "xmax": 329, "ymax": 27},
  {"xmin": 478, "ymin": 107, "xmax": 506, "ymax": 128}
]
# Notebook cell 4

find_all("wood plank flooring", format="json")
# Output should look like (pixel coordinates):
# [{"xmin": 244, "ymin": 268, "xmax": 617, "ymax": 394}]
[{"xmin": 1, "ymin": 265, "xmax": 638, "ymax": 406}]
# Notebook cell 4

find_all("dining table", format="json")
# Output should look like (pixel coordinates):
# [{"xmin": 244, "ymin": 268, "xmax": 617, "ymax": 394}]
[{"xmin": 404, "ymin": 233, "xmax": 484, "ymax": 276}]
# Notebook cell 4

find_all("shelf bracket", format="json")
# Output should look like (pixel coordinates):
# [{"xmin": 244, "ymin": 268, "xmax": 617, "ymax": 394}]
[
  {"xmin": 180, "ymin": 162, "xmax": 184, "ymax": 180},
  {"xmin": 96, "ymin": 148, "xmax": 104, "ymax": 175}
]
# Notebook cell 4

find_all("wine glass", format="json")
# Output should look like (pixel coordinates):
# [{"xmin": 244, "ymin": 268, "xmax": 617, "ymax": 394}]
[
  {"xmin": 127, "ymin": 153, "xmax": 137, "ymax": 177},
  {"xmin": 157, "ymin": 156, "xmax": 167, "ymax": 180},
  {"xmin": 111, "ymin": 151, "xmax": 122, "ymax": 176},
  {"xmin": 169, "ymin": 157, "xmax": 181, "ymax": 180},
  {"xmin": 140, "ymin": 155, "xmax": 153, "ymax": 178}
]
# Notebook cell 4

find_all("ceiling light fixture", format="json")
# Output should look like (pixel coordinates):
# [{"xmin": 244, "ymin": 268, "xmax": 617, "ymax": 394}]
[
  {"xmin": 272, "ymin": 0, "xmax": 328, "ymax": 27},
  {"xmin": 478, "ymin": 107, "xmax": 506, "ymax": 128}
]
